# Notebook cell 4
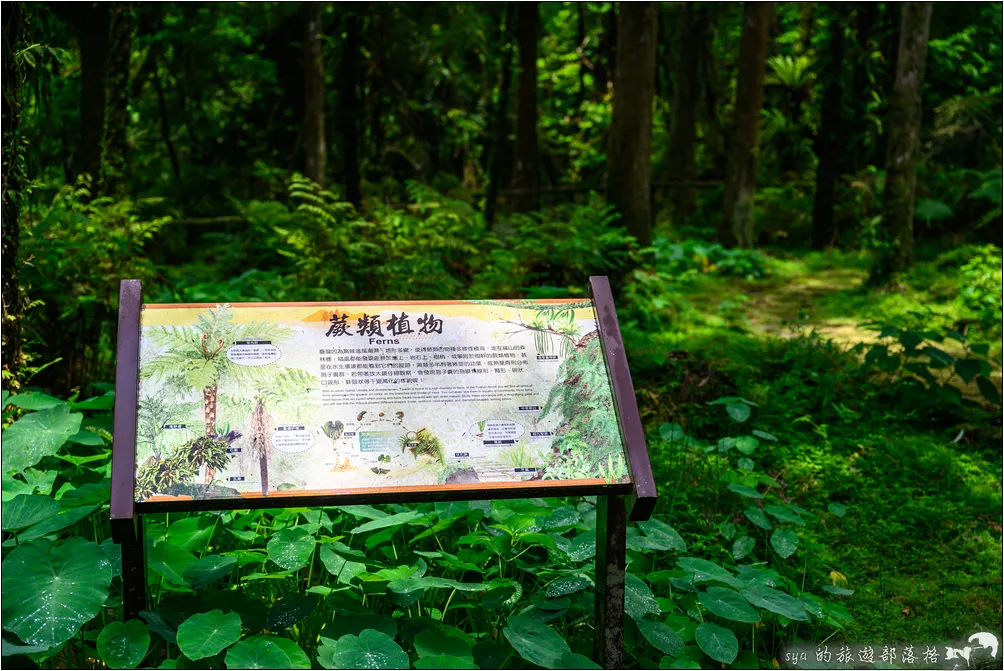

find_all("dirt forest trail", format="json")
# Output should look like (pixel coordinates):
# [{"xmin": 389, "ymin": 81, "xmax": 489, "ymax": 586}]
[
  {"xmin": 720, "ymin": 263, "xmax": 1003, "ymax": 396},
  {"xmin": 735, "ymin": 266, "xmax": 878, "ymax": 347}
]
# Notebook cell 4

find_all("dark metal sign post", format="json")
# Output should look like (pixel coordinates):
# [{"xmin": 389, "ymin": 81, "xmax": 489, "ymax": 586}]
[{"xmin": 110, "ymin": 276, "xmax": 656, "ymax": 669}]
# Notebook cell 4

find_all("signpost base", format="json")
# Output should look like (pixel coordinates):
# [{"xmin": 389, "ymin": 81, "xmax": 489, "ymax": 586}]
[
  {"xmin": 120, "ymin": 514, "xmax": 147, "ymax": 621},
  {"xmin": 594, "ymin": 494, "xmax": 627, "ymax": 669}
]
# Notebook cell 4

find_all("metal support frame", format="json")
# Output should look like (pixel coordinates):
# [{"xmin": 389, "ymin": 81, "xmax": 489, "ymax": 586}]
[{"xmin": 594, "ymin": 495, "xmax": 628, "ymax": 669}]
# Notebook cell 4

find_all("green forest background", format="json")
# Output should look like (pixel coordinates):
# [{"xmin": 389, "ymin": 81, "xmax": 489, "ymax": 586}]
[{"xmin": 1, "ymin": 2, "xmax": 1001, "ymax": 670}]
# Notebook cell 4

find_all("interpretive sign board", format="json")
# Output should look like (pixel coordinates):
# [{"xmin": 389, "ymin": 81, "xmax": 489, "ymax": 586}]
[{"xmin": 110, "ymin": 276, "xmax": 655, "ymax": 668}]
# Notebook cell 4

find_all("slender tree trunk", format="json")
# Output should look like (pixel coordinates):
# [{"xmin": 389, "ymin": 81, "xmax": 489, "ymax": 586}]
[
  {"xmin": 260, "ymin": 454, "xmax": 269, "ymax": 496},
  {"xmin": 2, "ymin": 2, "xmax": 25, "ymax": 383},
  {"xmin": 101, "ymin": 2, "xmax": 134, "ymax": 195},
  {"xmin": 203, "ymin": 383, "xmax": 217, "ymax": 482},
  {"xmin": 77, "ymin": 3, "xmax": 111, "ymax": 184},
  {"xmin": 700, "ymin": 13, "xmax": 728, "ymax": 181},
  {"xmin": 509, "ymin": 2, "xmax": 538, "ymax": 213},
  {"xmin": 341, "ymin": 9, "xmax": 362, "ymax": 208},
  {"xmin": 847, "ymin": 3, "xmax": 878, "ymax": 174},
  {"xmin": 304, "ymin": 2, "xmax": 326, "ymax": 186},
  {"xmin": 872, "ymin": 2, "xmax": 933, "ymax": 282},
  {"xmin": 811, "ymin": 5, "xmax": 847, "ymax": 250},
  {"xmin": 667, "ymin": 3, "xmax": 705, "ymax": 224},
  {"xmin": 485, "ymin": 3, "xmax": 516, "ymax": 228},
  {"xmin": 576, "ymin": 3, "xmax": 586, "ymax": 107},
  {"xmin": 367, "ymin": 8, "xmax": 385, "ymax": 176},
  {"xmin": 606, "ymin": 2, "xmax": 658, "ymax": 248},
  {"xmin": 721, "ymin": 2, "xmax": 774, "ymax": 248},
  {"xmin": 594, "ymin": 3, "xmax": 617, "ymax": 95},
  {"xmin": 152, "ymin": 51, "xmax": 182, "ymax": 182}
]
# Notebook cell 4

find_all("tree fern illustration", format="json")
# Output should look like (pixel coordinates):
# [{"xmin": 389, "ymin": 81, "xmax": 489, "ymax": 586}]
[{"xmin": 142, "ymin": 304, "xmax": 292, "ymax": 482}]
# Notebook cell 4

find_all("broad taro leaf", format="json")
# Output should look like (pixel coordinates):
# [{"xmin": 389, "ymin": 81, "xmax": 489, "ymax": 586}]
[
  {"xmin": 183, "ymin": 554, "xmax": 237, "ymax": 589},
  {"xmin": 224, "ymin": 636, "xmax": 294, "ymax": 669},
  {"xmin": 1, "ymin": 494, "xmax": 60, "ymax": 530},
  {"xmin": 503, "ymin": 615, "xmax": 571, "ymax": 669},
  {"xmin": 624, "ymin": 573, "xmax": 661, "ymax": 620},
  {"xmin": 96, "ymin": 619, "xmax": 150, "ymax": 669},
  {"xmin": 1, "ymin": 405, "xmax": 83, "ymax": 474},
  {"xmin": 634, "ymin": 617, "xmax": 684, "ymax": 656},
  {"xmin": 1, "ymin": 537, "xmax": 113, "ymax": 647},
  {"xmin": 770, "ymin": 528, "xmax": 799, "ymax": 559},
  {"xmin": 636, "ymin": 518, "xmax": 687, "ymax": 552},
  {"xmin": 175, "ymin": 610, "xmax": 243, "ymax": 660},
  {"xmin": 695, "ymin": 622, "xmax": 738, "ymax": 663},
  {"xmin": 741, "ymin": 584, "xmax": 808, "ymax": 621},
  {"xmin": 148, "ymin": 542, "xmax": 198, "ymax": 586},
  {"xmin": 265, "ymin": 593, "xmax": 319, "ymax": 631},
  {"xmin": 319, "ymin": 629, "xmax": 409, "ymax": 670},
  {"xmin": 697, "ymin": 587, "xmax": 760, "ymax": 623},
  {"xmin": 267, "ymin": 528, "xmax": 316, "ymax": 570}
]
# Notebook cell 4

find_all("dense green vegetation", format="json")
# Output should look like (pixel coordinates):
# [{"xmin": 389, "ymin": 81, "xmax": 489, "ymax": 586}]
[{"xmin": 2, "ymin": 2, "xmax": 1001, "ymax": 670}]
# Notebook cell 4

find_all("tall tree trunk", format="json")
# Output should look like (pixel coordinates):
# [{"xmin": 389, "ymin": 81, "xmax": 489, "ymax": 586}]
[
  {"xmin": 484, "ymin": 3, "xmax": 516, "ymax": 228},
  {"xmin": 721, "ymin": 2, "xmax": 774, "ymax": 248},
  {"xmin": 153, "ymin": 50, "xmax": 182, "ymax": 182},
  {"xmin": 594, "ymin": 3, "xmax": 617, "ymax": 96},
  {"xmin": 872, "ymin": 2, "xmax": 933, "ymax": 282},
  {"xmin": 666, "ymin": 3, "xmax": 705, "ymax": 225},
  {"xmin": 509, "ymin": 2, "xmax": 538, "ymax": 213},
  {"xmin": 101, "ymin": 2, "xmax": 133, "ymax": 195},
  {"xmin": 341, "ymin": 9, "xmax": 362, "ymax": 208},
  {"xmin": 2, "ymin": 2, "xmax": 25, "ymax": 383},
  {"xmin": 203, "ymin": 383, "xmax": 218, "ymax": 483},
  {"xmin": 303, "ymin": 2, "xmax": 326, "ymax": 186},
  {"xmin": 847, "ymin": 3, "xmax": 878, "ymax": 174},
  {"xmin": 700, "ymin": 10, "xmax": 728, "ymax": 181},
  {"xmin": 576, "ymin": 3, "xmax": 586, "ymax": 107},
  {"xmin": 811, "ymin": 5, "xmax": 847, "ymax": 250},
  {"xmin": 77, "ymin": 3, "xmax": 111, "ymax": 184},
  {"xmin": 605, "ymin": 2, "xmax": 658, "ymax": 248}
]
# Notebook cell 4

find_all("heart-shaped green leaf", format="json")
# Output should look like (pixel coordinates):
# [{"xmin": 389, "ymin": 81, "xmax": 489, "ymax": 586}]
[
  {"xmin": 414, "ymin": 628, "xmax": 473, "ymax": 659},
  {"xmin": 546, "ymin": 576, "xmax": 591, "ymax": 598},
  {"xmin": 635, "ymin": 617, "xmax": 684, "ymax": 656},
  {"xmin": 176, "ymin": 610, "xmax": 243, "ymax": 660},
  {"xmin": 743, "ymin": 507, "xmax": 772, "ymax": 530},
  {"xmin": 183, "ymin": 554, "xmax": 237, "ymax": 589},
  {"xmin": 625, "ymin": 573, "xmax": 661, "ymax": 620},
  {"xmin": 97, "ymin": 619, "xmax": 150, "ymax": 669},
  {"xmin": 149, "ymin": 542, "xmax": 197, "ymax": 586},
  {"xmin": 741, "ymin": 584, "xmax": 808, "ymax": 621},
  {"xmin": 1, "ymin": 537, "xmax": 112, "ymax": 647},
  {"xmin": 770, "ymin": 528, "xmax": 799, "ymax": 559},
  {"xmin": 318, "ymin": 629, "xmax": 408, "ymax": 669},
  {"xmin": 2, "ymin": 494, "xmax": 60, "ymax": 530},
  {"xmin": 694, "ymin": 622, "xmax": 738, "ymax": 663},
  {"xmin": 727, "ymin": 484, "xmax": 762, "ymax": 499},
  {"xmin": 1, "ymin": 405, "xmax": 83, "ymax": 473},
  {"xmin": 267, "ymin": 527, "xmax": 316, "ymax": 570},
  {"xmin": 725, "ymin": 403, "xmax": 750, "ymax": 423},
  {"xmin": 637, "ymin": 518, "xmax": 687, "ymax": 552},
  {"xmin": 225, "ymin": 636, "xmax": 295, "ymax": 669},
  {"xmin": 265, "ymin": 593, "xmax": 319, "ymax": 631},
  {"xmin": 732, "ymin": 536, "xmax": 755, "ymax": 561},
  {"xmin": 698, "ymin": 587, "xmax": 760, "ymax": 623},
  {"xmin": 676, "ymin": 557, "xmax": 743, "ymax": 589},
  {"xmin": 764, "ymin": 505, "xmax": 804, "ymax": 526},
  {"xmin": 503, "ymin": 615, "xmax": 570, "ymax": 669}
]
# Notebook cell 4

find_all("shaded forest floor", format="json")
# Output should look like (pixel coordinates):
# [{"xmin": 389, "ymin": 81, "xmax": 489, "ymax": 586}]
[{"xmin": 636, "ymin": 245, "xmax": 1003, "ymax": 652}]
